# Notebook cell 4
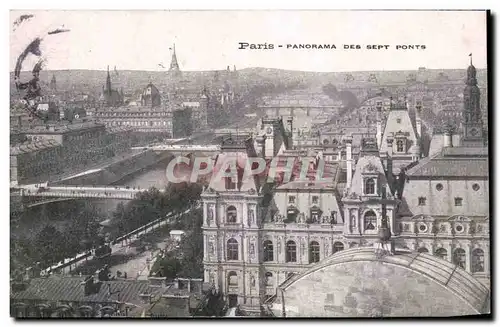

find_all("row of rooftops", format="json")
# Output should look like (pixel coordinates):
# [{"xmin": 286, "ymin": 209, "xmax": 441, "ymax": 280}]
[
  {"xmin": 18, "ymin": 121, "xmax": 105, "ymax": 134},
  {"xmin": 10, "ymin": 123, "xmax": 132, "ymax": 155},
  {"xmin": 10, "ymin": 139, "xmax": 61, "ymax": 156}
]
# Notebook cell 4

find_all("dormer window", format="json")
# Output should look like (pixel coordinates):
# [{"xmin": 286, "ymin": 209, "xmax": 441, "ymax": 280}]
[
  {"xmin": 396, "ymin": 139, "xmax": 405, "ymax": 152},
  {"xmin": 364, "ymin": 178, "xmax": 377, "ymax": 195},
  {"xmin": 225, "ymin": 176, "xmax": 236, "ymax": 190}
]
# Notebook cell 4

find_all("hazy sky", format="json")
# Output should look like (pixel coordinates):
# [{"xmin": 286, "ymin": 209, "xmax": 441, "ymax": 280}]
[{"xmin": 10, "ymin": 10, "xmax": 487, "ymax": 72}]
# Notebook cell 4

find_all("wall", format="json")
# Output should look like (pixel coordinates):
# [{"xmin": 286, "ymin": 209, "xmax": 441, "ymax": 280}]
[{"xmin": 403, "ymin": 179, "xmax": 489, "ymax": 217}]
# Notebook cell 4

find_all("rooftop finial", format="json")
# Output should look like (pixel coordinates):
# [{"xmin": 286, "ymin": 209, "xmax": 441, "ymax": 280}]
[{"xmin": 469, "ymin": 53, "xmax": 472, "ymax": 66}]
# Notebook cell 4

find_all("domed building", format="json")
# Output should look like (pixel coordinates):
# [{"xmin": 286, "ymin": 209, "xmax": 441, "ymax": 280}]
[
  {"xmin": 266, "ymin": 247, "xmax": 490, "ymax": 317},
  {"xmin": 140, "ymin": 82, "xmax": 161, "ymax": 108}
]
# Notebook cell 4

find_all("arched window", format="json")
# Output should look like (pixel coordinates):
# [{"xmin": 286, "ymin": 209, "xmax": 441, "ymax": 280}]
[
  {"xmin": 333, "ymin": 242, "xmax": 344, "ymax": 254},
  {"xmin": 363, "ymin": 210, "xmax": 377, "ymax": 231},
  {"xmin": 309, "ymin": 241, "xmax": 320, "ymax": 263},
  {"xmin": 263, "ymin": 240, "xmax": 274, "ymax": 262},
  {"xmin": 226, "ymin": 206, "xmax": 237, "ymax": 224},
  {"xmin": 228, "ymin": 271, "xmax": 238, "ymax": 286},
  {"xmin": 226, "ymin": 238, "xmax": 239, "ymax": 261},
  {"xmin": 471, "ymin": 249, "xmax": 485, "ymax": 273},
  {"xmin": 364, "ymin": 178, "xmax": 376, "ymax": 195},
  {"xmin": 265, "ymin": 272, "xmax": 273, "ymax": 287},
  {"xmin": 286, "ymin": 240, "xmax": 297, "ymax": 262},
  {"xmin": 453, "ymin": 248, "xmax": 466, "ymax": 269},
  {"xmin": 435, "ymin": 248, "xmax": 448, "ymax": 261},
  {"xmin": 418, "ymin": 247, "xmax": 429, "ymax": 253}
]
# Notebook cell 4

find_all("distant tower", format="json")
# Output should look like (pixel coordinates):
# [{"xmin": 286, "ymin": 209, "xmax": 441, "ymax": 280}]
[
  {"xmin": 49, "ymin": 74, "xmax": 57, "ymax": 91},
  {"xmin": 106, "ymin": 65, "xmax": 112, "ymax": 96},
  {"xmin": 169, "ymin": 44, "xmax": 181, "ymax": 78},
  {"xmin": 462, "ymin": 53, "xmax": 485, "ymax": 147}
]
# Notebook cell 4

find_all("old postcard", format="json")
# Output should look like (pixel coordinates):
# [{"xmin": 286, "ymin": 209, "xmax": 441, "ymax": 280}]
[{"xmin": 9, "ymin": 10, "xmax": 490, "ymax": 318}]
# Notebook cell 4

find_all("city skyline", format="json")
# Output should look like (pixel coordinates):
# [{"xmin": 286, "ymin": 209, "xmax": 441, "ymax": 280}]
[{"xmin": 10, "ymin": 10, "xmax": 487, "ymax": 73}]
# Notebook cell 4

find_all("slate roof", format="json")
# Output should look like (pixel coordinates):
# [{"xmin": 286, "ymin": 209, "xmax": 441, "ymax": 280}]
[
  {"xmin": 10, "ymin": 139, "xmax": 61, "ymax": 156},
  {"xmin": 11, "ymin": 277, "xmax": 149, "ymax": 305},
  {"xmin": 406, "ymin": 147, "xmax": 489, "ymax": 178},
  {"xmin": 279, "ymin": 247, "xmax": 490, "ymax": 314}
]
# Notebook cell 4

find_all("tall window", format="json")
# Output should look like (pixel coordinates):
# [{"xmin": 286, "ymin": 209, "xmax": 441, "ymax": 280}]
[
  {"xmin": 263, "ymin": 240, "xmax": 274, "ymax": 262},
  {"xmin": 396, "ymin": 139, "xmax": 404, "ymax": 152},
  {"xmin": 226, "ymin": 206, "xmax": 237, "ymax": 224},
  {"xmin": 228, "ymin": 271, "xmax": 238, "ymax": 286},
  {"xmin": 227, "ymin": 238, "xmax": 239, "ymax": 261},
  {"xmin": 453, "ymin": 248, "xmax": 466, "ymax": 269},
  {"xmin": 309, "ymin": 241, "xmax": 320, "ymax": 263},
  {"xmin": 310, "ymin": 207, "xmax": 322, "ymax": 223},
  {"xmin": 471, "ymin": 249, "xmax": 485, "ymax": 273},
  {"xmin": 364, "ymin": 178, "xmax": 376, "ymax": 195},
  {"xmin": 225, "ymin": 173, "xmax": 236, "ymax": 190},
  {"xmin": 333, "ymin": 242, "xmax": 344, "ymax": 254},
  {"xmin": 364, "ymin": 210, "xmax": 377, "ymax": 231},
  {"xmin": 435, "ymin": 248, "xmax": 448, "ymax": 261},
  {"xmin": 286, "ymin": 240, "xmax": 297, "ymax": 262},
  {"xmin": 286, "ymin": 207, "xmax": 299, "ymax": 223}
]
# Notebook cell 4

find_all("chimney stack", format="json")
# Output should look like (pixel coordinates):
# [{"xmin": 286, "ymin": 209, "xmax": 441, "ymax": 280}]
[
  {"xmin": 344, "ymin": 136, "xmax": 353, "ymax": 189},
  {"xmin": 443, "ymin": 125, "xmax": 454, "ymax": 148},
  {"xmin": 376, "ymin": 102, "xmax": 383, "ymax": 148},
  {"xmin": 415, "ymin": 101, "xmax": 423, "ymax": 139},
  {"xmin": 386, "ymin": 135, "xmax": 394, "ymax": 176},
  {"xmin": 255, "ymin": 135, "xmax": 266, "ymax": 158},
  {"xmin": 286, "ymin": 116, "xmax": 294, "ymax": 148}
]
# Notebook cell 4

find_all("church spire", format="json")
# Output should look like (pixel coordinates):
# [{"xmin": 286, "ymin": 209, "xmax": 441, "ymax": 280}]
[
  {"xmin": 169, "ymin": 44, "xmax": 180, "ymax": 72},
  {"xmin": 106, "ymin": 65, "xmax": 112, "ymax": 95},
  {"xmin": 50, "ymin": 73, "xmax": 57, "ymax": 91}
]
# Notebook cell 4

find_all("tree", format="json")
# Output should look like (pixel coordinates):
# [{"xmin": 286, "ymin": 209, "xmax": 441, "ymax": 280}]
[
  {"xmin": 33, "ymin": 225, "xmax": 68, "ymax": 266},
  {"xmin": 177, "ymin": 209, "xmax": 204, "ymax": 278},
  {"xmin": 156, "ymin": 255, "xmax": 181, "ymax": 279}
]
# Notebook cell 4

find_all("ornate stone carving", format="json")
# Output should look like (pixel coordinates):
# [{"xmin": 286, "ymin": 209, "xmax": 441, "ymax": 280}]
[
  {"xmin": 248, "ymin": 209, "xmax": 255, "ymax": 225},
  {"xmin": 209, "ymin": 242, "xmax": 214, "ymax": 256},
  {"xmin": 250, "ymin": 243, "xmax": 255, "ymax": 258},
  {"xmin": 207, "ymin": 204, "xmax": 214, "ymax": 222},
  {"xmin": 250, "ymin": 274, "xmax": 256, "ymax": 288},
  {"xmin": 298, "ymin": 213, "xmax": 306, "ymax": 223},
  {"xmin": 248, "ymin": 188, "xmax": 256, "ymax": 195},
  {"xmin": 276, "ymin": 214, "xmax": 284, "ymax": 223}
]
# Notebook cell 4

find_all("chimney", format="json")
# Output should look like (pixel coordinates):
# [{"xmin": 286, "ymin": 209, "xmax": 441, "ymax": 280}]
[
  {"xmin": 81, "ymin": 276, "xmax": 95, "ymax": 296},
  {"xmin": 415, "ymin": 102, "xmax": 422, "ymax": 139},
  {"xmin": 345, "ymin": 136, "xmax": 353, "ymax": 189},
  {"xmin": 376, "ymin": 102, "xmax": 383, "ymax": 148},
  {"xmin": 386, "ymin": 136, "xmax": 394, "ymax": 176},
  {"xmin": 286, "ymin": 117, "xmax": 293, "ymax": 148},
  {"xmin": 443, "ymin": 127, "xmax": 453, "ymax": 148},
  {"xmin": 255, "ymin": 135, "xmax": 266, "ymax": 158}
]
